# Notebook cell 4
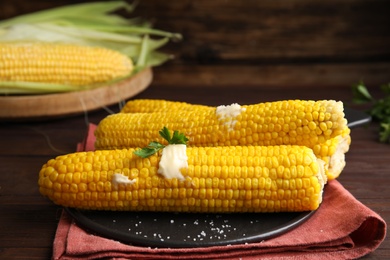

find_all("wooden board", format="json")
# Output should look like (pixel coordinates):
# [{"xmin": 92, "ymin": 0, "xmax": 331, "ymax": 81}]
[{"xmin": 0, "ymin": 68, "xmax": 153, "ymax": 121}]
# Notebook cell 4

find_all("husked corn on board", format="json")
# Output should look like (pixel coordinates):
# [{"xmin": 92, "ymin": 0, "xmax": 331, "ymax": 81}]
[{"xmin": 0, "ymin": 68, "xmax": 152, "ymax": 120}]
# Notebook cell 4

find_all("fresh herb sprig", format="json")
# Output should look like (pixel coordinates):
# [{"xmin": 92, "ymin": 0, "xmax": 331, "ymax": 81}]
[
  {"xmin": 134, "ymin": 126, "xmax": 189, "ymax": 158},
  {"xmin": 352, "ymin": 81, "xmax": 390, "ymax": 143}
]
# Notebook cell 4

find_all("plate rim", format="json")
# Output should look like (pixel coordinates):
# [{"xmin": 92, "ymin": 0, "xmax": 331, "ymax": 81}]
[{"xmin": 64, "ymin": 207, "xmax": 317, "ymax": 248}]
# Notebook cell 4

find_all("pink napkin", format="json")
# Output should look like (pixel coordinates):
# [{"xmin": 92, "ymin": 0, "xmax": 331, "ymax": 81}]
[
  {"xmin": 76, "ymin": 123, "xmax": 97, "ymax": 152},
  {"xmin": 52, "ymin": 123, "xmax": 386, "ymax": 259}
]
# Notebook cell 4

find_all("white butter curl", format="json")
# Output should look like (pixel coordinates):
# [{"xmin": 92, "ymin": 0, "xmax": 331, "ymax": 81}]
[{"xmin": 158, "ymin": 144, "xmax": 188, "ymax": 180}]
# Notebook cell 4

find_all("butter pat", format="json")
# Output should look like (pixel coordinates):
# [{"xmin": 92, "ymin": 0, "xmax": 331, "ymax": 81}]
[
  {"xmin": 216, "ymin": 103, "xmax": 246, "ymax": 130},
  {"xmin": 112, "ymin": 173, "xmax": 136, "ymax": 189},
  {"xmin": 158, "ymin": 144, "xmax": 188, "ymax": 180}
]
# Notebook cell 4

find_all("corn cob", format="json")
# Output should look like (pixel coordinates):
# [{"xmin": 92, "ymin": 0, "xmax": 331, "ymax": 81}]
[
  {"xmin": 97, "ymin": 100, "xmax": 347, "ymax": 148},
  {"xmin": 0, "ymin": 42, "xmax": 133, "ymax": 86},
  {"xmin": 38, "ymin": 145, "xmax": 326, "ymax": 212}
]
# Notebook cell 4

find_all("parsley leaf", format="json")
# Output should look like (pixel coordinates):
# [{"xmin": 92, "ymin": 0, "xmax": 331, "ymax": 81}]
[
  {"xmin": 133, "ymin": 141, "xmax": 165, "ymax": 158},
  {"xmin": 352, "ymin": 82, "xmax": 390, "ymax": 143},
  {"xmin": 159, "ymin": 127, "xmax": 172, "ymax": 143},
  {"xmin": 134, "ymin": 126, "xmax": 189, "ymax": 158},
  {"xmin": 171, "ymin": 130, "xmax": 189, "ymax": 144},
  {"xmin": 379, "ymin": 123, "xmax": 390, "ymax": 143},
  {"xmin": 352, "ymin": 81, "xmax": 373, "ymax": 104}
]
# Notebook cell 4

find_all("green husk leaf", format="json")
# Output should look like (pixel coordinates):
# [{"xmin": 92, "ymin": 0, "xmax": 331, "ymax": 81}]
[
  {"xmin": 0, "ymin": 24, "xmax": 89, "ymax": 44},
  {"xmin": 143, "ymin": 51, "xmax": 174, "ymax": 67},
  {"xmin": 0, "ymin": 71, "xmax": 135, "ymax": 95},
  {"xmin": 0, "ymin": 24, "xmax": 172, "ymax": 57},
  {"xmin": 48, "ymin": 16, "xmax": 181, "ymax": 40},
  {"xmin": 0, "ymin": 1, "xmax": 132, "ymax": 28},
  {"xmin": 136, "ymin": 34, "xmax": 149, "ymax": 67},
  {"xmin": 0, "ymin": 81, "xmax": 82, "ymax": 94},
  {"xmin": 38, "ymin": 23, "xmax": 142, "ymax": 43},
  {"xmin": 119, "ymin": 37, "xmax": 169, "ymax": 56}
]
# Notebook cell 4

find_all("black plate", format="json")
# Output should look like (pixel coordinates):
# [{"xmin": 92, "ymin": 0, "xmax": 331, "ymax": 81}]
[
  {"xmin": 345, "ymin": 107, "xmax": 371, "ymax": 128},
  {"xmin": 65, "ymin": 208, "xmax": 316, "ymax": 248},
  {"xmin": 64, "ymin": 107, "xmax": 367, "ymax": 248}
]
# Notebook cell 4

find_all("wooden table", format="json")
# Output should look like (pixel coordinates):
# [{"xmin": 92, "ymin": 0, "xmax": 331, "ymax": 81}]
[
  {"xmin": 0, "ymin": 82, "xmax": 389, "ymax": 259},
  {"xmin": 1, "ymin": 1, "xmax": 389, "ymax": 258}
]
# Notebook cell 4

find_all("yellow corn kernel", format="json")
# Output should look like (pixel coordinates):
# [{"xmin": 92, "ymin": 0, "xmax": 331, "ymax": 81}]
[
  {"xmin": 121, "ymin": 99, "xmax": 210, "ymax": 113},
  {"xmin": 312, "ymin": 127, "xmax": 351, "ymax": 180},
  {"xmin": 38, "ymin": 145, "xmax": 326, "ymax": 212},
  {"xmin": 0, "ymin": 42, "xmax": 133, "ymax": 86}
]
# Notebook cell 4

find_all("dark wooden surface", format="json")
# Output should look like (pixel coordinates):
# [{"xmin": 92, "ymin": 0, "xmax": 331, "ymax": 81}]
[
  {"xmin": 0, "ymin": 0, "xmax": 389, "ymax": 259},
  {"xmin": 1, "ymin": 0, "xmax": 389, "ymax": 88}
]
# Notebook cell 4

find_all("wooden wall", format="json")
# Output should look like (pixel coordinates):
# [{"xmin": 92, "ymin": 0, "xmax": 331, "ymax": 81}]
[{"xmin": 1, "ymin": 0, "xmax": 389, "ymax": 88}]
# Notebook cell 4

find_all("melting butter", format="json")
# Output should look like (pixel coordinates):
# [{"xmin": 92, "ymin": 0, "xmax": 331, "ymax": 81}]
[
  {"xmin": 216, "ymin": 103, "xmax": 246, "ymax": 130},
  {"xmin": 158, "ymin": 144, "xmax": 188, "ymax": 180},
  {"xmin": 112, "ymin": 173, "xmax": 136, "ymax": 189}
]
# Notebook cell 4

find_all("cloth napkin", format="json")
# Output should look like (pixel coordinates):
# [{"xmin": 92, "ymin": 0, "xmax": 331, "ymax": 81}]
[{"xmin": 53, "ymin": 123, "xmax": 386, "ymax": 260}]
